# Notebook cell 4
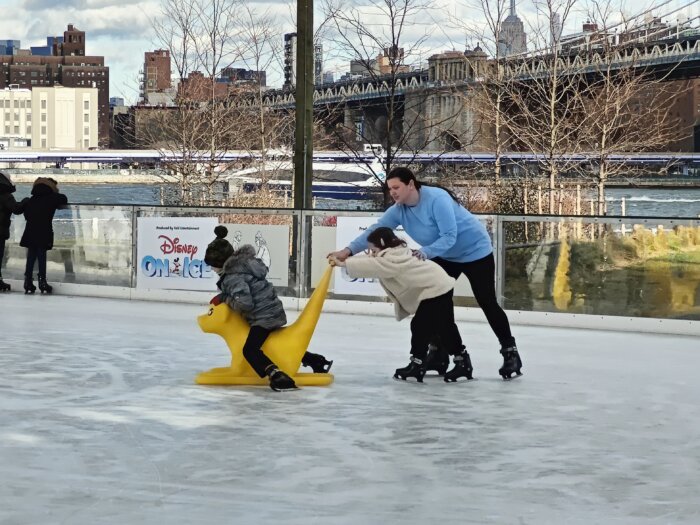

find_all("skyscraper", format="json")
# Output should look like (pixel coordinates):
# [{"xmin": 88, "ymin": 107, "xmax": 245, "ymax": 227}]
[
  {"xmin": 283, "ymin": 33, "xmax": 323, "ymax": 87},
  {"xmin": 499, "ymin": 0, "xmax": 527, "ymax": 56}
]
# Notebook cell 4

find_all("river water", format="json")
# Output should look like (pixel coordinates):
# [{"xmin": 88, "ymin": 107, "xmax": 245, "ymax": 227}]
[{"xmin": 12, "ymin": 183, "xmax": 700, "ymax": 218}]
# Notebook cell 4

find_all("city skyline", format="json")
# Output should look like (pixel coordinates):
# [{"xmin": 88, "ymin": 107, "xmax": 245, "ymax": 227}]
[{"xmin": 0, "ymin": 0, "xmax": 696, "ymax": 103}]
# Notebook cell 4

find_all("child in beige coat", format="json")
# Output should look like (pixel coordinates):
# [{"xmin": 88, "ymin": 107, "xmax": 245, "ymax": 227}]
[{"xmin": 330, "ymin": 227, "xmax": 466, "ymax": 383}]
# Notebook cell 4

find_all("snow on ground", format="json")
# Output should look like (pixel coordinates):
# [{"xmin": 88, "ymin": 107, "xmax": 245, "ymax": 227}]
[{"xmin": 0, "ymin": 292, "xmax": 699, "ymax": 525}]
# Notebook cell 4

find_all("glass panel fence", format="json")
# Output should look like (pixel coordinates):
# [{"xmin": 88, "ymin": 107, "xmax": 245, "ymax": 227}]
[
  {"xmin": 4, "ymin": 205, "xmax": 134, "ymax": 286},
  {"xmin": 500, "ymin": 216, "xmax": 700, "ymax": 320},
  {"xmin": 5, "ymin": 204, "xmax": 697, "ymax": 321}
]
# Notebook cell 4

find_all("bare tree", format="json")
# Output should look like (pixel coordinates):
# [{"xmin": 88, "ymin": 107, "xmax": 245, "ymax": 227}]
[
  {"xmin": 146, "ymin": 0, "xmax": 247, "ymax": 205},
  {"xmin": 575, "ymin": 0, "xmax": 687, "ymax": 213},
  {"xmin": 449, "ymin": 0, "xmax": 513, "ymax": 182},
  {"xmin": 502, "ymin": 0, "xmax": 585, "ymax": 213},
  {"xmin": 318, "ymin": 0, "xmax": 465, "ymax": 203}
]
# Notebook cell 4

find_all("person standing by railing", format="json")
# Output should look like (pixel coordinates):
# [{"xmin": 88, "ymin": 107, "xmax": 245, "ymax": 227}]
[
  {"xmin": 0, "ymin": 171, "xmax": 24, "ymax": 292},
  {"xmin": 19, "ymin": 178, "xmax": 68, "ymax": 294},
  {"xmin": 328, "ymin": 166, "xmax": 523, "ymax": 380}
]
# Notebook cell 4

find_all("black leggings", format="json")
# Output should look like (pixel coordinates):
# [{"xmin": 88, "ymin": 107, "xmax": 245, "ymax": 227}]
[
  {"xmin": 242, "ymin": 325, "xmax": 275, "ymax": 377},
  {"xmin": 0, "ymin": 239, "xmax": 5, "ymax": 276},
  {"xmin": 25, "ymin": 247, "xmax": 47, "ymax": 279},
  {"xmin": 433, "ymin": 253, "xmax": 515, "ymax": 348},
  {"xmin": 410, "ymin": 291, "xmax": 460, "ymax": 359}
]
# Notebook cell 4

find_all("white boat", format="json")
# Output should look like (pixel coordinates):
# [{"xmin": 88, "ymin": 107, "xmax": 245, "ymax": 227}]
[{"xmin": 224, "ymin": 160, "xmax": 385, "ymax": 200}]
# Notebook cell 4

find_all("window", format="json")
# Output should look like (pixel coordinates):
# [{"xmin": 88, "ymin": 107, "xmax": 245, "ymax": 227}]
[
  {"xmin": 14, "ymin": 125, "xmax": 19, "ymax": 134},
  {"xmin": 41, "ymin": 139, "xmax": 46, "ymax": 148},
  {"xmin": 27, "ymin": 125, "xmax": 31, "ymax": 134},
  {"xmin": 14, "ymin": 100, "xmax": 19, "ymax": 108},
  {"xmin": 84, "ymin": 100, "xmax": 89, "ymax": 110},
  {"xmin": 84, "ymin": 126, "xmax": 89, "ymax": 136},
  {"xmin": 41, "ymin": 100, "xmax": 46, "ymax": 109},
  {"xmin": 83, "ymin": 114, "xmax": 89, "ymax": 123},
  {"xmin": 4, "ymin": 125, "xmax": 9, "ymax": 134},
  {"xmin": 41, "ymin": 113, "xmax": 46, "ymax": 122},
  {"xmin": 26, "ymin": 113, "xmax": 31, "ymax": 120},
  {"xmin": 26, "ymin": 101, "xmax": 31, "ymax": 109},
  {"xmin": 41, "ymin": 126, "xmax": 46, "ymax": 135},
  {"xmin": 84, "ymin": 139, "xmax": 89, "ymax": 148}
]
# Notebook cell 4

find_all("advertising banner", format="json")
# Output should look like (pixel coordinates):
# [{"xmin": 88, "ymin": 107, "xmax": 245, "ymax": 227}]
[
  {"xmin": 333, "ymin": 216, "xmax": 418, "ymax": 296},
  {"xmin": 136, "ymin": 217, "xmax": 218, "ymax": 290},
  {"xmin": 216, "ymin": 224, "xmax": 290, "ymax": 286}
]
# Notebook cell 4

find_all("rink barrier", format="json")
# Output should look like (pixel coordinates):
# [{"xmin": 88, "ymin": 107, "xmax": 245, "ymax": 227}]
[{"xmin": 1, "ymin": 206, "xmax": 698, "ymax": 337}]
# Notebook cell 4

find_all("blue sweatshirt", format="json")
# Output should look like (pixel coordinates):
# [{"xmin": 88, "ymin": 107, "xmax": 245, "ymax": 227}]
[{"xmin": 347, "ymin": 186, "xmax": 493, "ymax": 263}]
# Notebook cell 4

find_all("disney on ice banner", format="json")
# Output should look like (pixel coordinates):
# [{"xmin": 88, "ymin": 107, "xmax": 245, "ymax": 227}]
[
  {"xmin": 136, "ymin": 217, "xmax": 218, "ymax": 291},
  {"xmin": 334, "ymin": 216, "xmax": 418, "ymax": 296}
]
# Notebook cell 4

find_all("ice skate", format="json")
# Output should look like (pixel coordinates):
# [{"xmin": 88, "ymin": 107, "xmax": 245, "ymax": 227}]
[
  {"xmin": 424, "ymin": 343, "xmax": 449, "ymax": 376},
  {"xmin": 0, "ymin": 279, "xmax": 10, "ymax": 292},
  {"xmin": 38, "ymin": 276, "xmax": 53, "ymax": 294},
  {"xmin": 24, "ymin": 275, "xmax": 36, "ymax": 295},
  {"xmin": 393, "ymin": 357, "xmax": 426, "ymax": 383},
  {"xmin": 266, "ymin": 366, "xmax": 298, "ymax": 392},
  {"xmin": 301, "ymin": 352, "xmax": 333, "ymax": 373},
  {"xmin": 499, "ymin": 346, "xmax": 523, "ymax": 380},
  {"xmin": 444, "ymin": 347, "xmax": 474, "ymax": 382}
]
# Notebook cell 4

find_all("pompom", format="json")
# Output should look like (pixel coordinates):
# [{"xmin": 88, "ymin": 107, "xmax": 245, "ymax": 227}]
[{"xmin": 214, "ymin": 225, "xmax": 228, "ymax": 239}]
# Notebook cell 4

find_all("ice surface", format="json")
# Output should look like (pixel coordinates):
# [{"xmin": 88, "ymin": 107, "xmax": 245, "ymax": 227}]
[{"xmin": 0, "ymin": 293, "xmax": 699, "ymax": 524}]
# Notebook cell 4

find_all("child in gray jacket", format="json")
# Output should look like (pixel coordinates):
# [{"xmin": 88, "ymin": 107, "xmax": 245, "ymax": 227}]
[{"xmin": 204, "ymin": 226, "xmax": 331, "ymax": 391}]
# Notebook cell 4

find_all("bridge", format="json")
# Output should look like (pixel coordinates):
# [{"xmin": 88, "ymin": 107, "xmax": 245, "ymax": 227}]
[{"xmin": 254, "ymin": 25, "xmax": 700, "ymax": 109}]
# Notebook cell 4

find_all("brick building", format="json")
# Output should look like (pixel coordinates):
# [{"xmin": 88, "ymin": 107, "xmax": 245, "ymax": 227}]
[{"xmin": 0, "ymin": 24, "xmax": 109, "ymax": 146}]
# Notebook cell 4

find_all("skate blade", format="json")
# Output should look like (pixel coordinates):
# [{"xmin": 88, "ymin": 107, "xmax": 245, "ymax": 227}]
[
  {"xmin": 501, "ymin": 373, "xmax": 523, "ymax": 381},
  {"xmin": 392, "ymin": 376, "xmax": 424, "ymax": 384},
  {"xmin": 271, "ymin": 386, "xmax": 301, "ymax": 392},
  {"xmin": 442, "ymin": 377, "xmax": 477, "ymax": 383}
]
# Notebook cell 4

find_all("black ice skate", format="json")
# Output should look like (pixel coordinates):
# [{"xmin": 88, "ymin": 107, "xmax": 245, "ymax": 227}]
[
  {"xmin": 444, "ymin": 347, "xmax": 474, "ymax": 382},
  {"xmin": 0, "ymin": 279, "xmax": 10, "ymax": 292},
  {"xmin": 424, "ymin": 343, "xmax": 449, "ymax": 376},
  {"xmin": 266, "ymin": 366, "xmax": 298, "ymax": 392},
  {"xmin": 24, "ymin": 275, "xmax": 36, "ymax": 295},
  {"xmin": 301, "ymin": 352, "xmax": 333, "ymax": 373},
  {"xmin": 393, "ymin": 357, "xmax": 426, "ymax": 383},
  {"xmin": 499, "ymin": 346, "xmax": 523, "ymax": 380},
  {"xmin": 38, "ymin": 276, "xmax": 53, "ymax": 294}
]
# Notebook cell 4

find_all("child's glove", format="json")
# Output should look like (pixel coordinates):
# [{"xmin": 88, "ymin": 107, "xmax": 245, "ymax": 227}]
[{"xmin": 210, "ymin": 294, "xmax": 224, "ymax": 306}]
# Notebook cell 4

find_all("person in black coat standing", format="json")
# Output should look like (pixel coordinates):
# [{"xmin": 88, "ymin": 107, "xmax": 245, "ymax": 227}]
[
  {"xmin": 0, "ymin": 171, "xmax": 24, "ymax": 292},
  {"xmin": 20, "ymin": 177, "xmax": 68, "ymax": 294}
]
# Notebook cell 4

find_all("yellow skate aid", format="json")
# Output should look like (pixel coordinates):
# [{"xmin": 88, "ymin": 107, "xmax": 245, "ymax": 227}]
[{"xmin": 196, "ymin": 266, "xmax": 334, "ymax": 386}]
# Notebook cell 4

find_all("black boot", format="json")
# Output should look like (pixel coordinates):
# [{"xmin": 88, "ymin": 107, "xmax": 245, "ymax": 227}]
[
  {"xmin": 424, "ymin": 343, "xmax": 449, "ymax": 376},
  {"xmin": 266, "ymin": 366, "xmax": 298, "ymax": 392},
  {"xmin": 393, "ymin": 357, "xmax": 426, "ymax": 383},
  {"xmin": 301, "ymin": 352, "xmax": 333, "ymax": 373},
  {"xmin": 499, "ymin": 345, "xmax": 523, "ymax": 380},
  {"xmin": 38, "ymin": 276, "xmax": 53, "ymax": 294},
  {"xmin": 0, "ymin": 278, "xmax": 9, "ymax": 292},
  {"xmin": 24, "ymin": 275, "xmax": 36, "ymax": 295},
  {"xmin": 444, "ymin": 347, "xmax": 474, "ymax": 382}
]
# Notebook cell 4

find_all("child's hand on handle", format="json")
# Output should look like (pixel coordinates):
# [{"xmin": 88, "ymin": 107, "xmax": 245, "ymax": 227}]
[{"xmin": 328, "ymin": 255, "xmax": 346, "ymax": 267}]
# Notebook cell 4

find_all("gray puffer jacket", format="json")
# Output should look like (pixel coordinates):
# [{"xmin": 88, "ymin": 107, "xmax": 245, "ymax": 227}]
[{"xmin": 217, "ymin": 244, "xmax": 287, "ymax": 330}]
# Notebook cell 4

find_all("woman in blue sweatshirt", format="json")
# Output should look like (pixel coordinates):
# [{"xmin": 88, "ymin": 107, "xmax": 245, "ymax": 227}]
[{"xmin": 328, "ymin": 167, "xmax": 522, "ymax": 381}]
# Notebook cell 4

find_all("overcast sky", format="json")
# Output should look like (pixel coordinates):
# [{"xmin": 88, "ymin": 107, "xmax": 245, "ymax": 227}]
[{"xmin": 0, "ymin": 0, "xmax": 696, "ymax": 104}]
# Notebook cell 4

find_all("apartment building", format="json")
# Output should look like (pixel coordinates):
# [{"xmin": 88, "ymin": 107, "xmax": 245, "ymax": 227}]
[{"xmin": 0, "ymin": 85, "xmax": 98, "ymax": 150}]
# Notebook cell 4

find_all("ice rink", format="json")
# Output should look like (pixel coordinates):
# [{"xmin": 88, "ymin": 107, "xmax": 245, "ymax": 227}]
[{"xmin": 1, "ymin": 292, "xmax": 699, "ymax": 525}]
